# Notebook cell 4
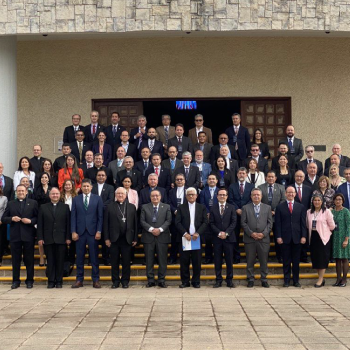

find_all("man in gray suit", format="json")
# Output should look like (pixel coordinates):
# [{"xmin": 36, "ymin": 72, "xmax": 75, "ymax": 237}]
[
  {"xmin": 241, "ymin": 188, "xmax": 273, "ymax": 288},
  {"xmin": 108, "ymin": 146, "xmax": 126, "ymax": 183},
  {"xmin": 161, "ymin": 146, "xmax": 183, "ymax": 183},
  {"xmin": 258, "ymin": 170, "xmax": 286, "ymax": 263},
  {"xmin": 140, "ymin": 189, "xmax": 172, "ymax": 288}
]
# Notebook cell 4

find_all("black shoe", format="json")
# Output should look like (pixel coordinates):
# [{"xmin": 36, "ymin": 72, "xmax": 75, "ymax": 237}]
[
  {"xmin": 213, "ymin": 282, "xmax": 222, "ymax": 288},
  {"xmin": 329, "ymin": 259, "xmax": 335, "ymax": 263},
  {"xmin": 168, "ymin": 259, "xmax": 177, "ymax": 265},
  {"xmin": 339, "ymin": 282, "xmax": 347, "ymax": 287},
  {"xmin": 314, "ymin": 280, "xmax": 325, "ymax": 288},
  {"xmin": 233, "ymin": 259, "xmax": 241, "ymax": 264},
  {"xmin": 277, "ymin": 258, "xmax": 283, "ymax": 264},
  {"xmin": 122, "ymin": 284, "xmax": 129, "ymax": 289},
  {"xmin": 104, "ymin": 262, "xmax": 111, "ymax": 266},
  {"xmin": 11, "ymin": 283, "xmax": 20, "ymax": 289},
  {"xmin": 146, "ymin": 282, "xmax": 156, "ymax": 288},
  {"xmin": 112, "ymin": 283, "xmax": 120, "ymax": 289},
  {"xmin": 293, "ymin": 282, "xmax": 301, "ymax": 288},
  {"xmin": 56, "ymin": 283, "xmax": 63, "ymax": 289},
  {"xmin": 47, "ymin": 283, "xmax": 55, "ymax": 289},
  {"xmin": 192, "ymin": 283, "xmax": 200, "ymax": 288},
  {"xmin": 26, "ymin": 283, "xmax": 33, "ymax": 289},
  {"xmin": 261, "ymin": 281, "xmax": 270, "ymax": 288},
  {"xmin": 158, "ymin": 282, "xmax": 167, "ymax": 288},
  {"xmin": 204, "ymin": 259, "xmax": 213, "ymax": 264},
  {"xmin": 300, "ymin": 258, "xmax": 309, "ymax": 263},
  {"xmin": 3, "ymin": 249, "xmax": 11, "ymax": 256},
  {"xmin": 227, "ymin": 281, "xmax": 235, "ymax": 288},
  {"xmin": 332, "ymin": 280, "xmax": 341, "ymax": 287},
  {"xmin": 247, "ymin": 281, "xmax": 254, "ymax": 288},
  {"xmin": 179, "ymin": 283, "xmax": 190, "ymax": 288},
  {"xmin": 283, "ymin": 282, "xmax": 289, "ymax": 288}
]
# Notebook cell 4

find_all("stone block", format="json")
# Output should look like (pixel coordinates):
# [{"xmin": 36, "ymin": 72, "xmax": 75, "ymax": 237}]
[
  {"xmin": 293, "ymin": 19, "xmax": 303, "ymax": 29},
  {"xmin": 154, "ymin": 15, "xmax": 166, "ymax": 29},
  {"xmin": 40, "ymin": 9, "xmax": 55, "ymax": 23},
  {"xmin": 97, "ymin": 0, "xmax": 112, "ymax": 7},
  {"xmin": 317, "ymin": 18, "xmax": 324, "ymax": 30},
  {"xmin": 114, "ymin": 17, "xmax": 126, "ymax": 30},
  {"xmin": 97, "ymin": 7, "xmax": 111, "ymax": 18},
  {"xmin": 208, "ymin": 17, "xmax": 220, "ymax": 30},
  {"xmin": 111, "ymin": 0, "xmax": 125, "ymax": 17},
  {"xmin": 273, "ymin": 0, "xmax": 289, "ymax": 13},
  {"xmin": 56, "ymin": 4, "xmax": 75, "ymax": 19},
  {"xmin": 70, "ymin": 0, "xmax": 83, "ymax": 4},
  {"xmin": 98, "ymin": 16, "xmax": 107, "ymax": 30},
  {"xmin": 85, "ymin": 5, "xmax": 97, "ymax": 21},
  {"xmin": 26, "ymin": 4, "xmax": 38, "ymax": 17},
  {"xmin": 17, "ymin": 24, "xmax": 31, "ymax": 33},
  {"xmin": 152, "ymin": 5, "xmax": 169, "ymax": 15},
  {"xmin": 190, "ymin": 1, "xmax": 197, "ymax": 13},
  {"xmin": 125, "ymin": 0, "xmax": 134, "ymax": 5},
  {"xmin": 6, "ymin": 22, "xmax": 17, "ymax": 33},
  {"xmin": 257, "ymin": 17, "xmax": 271, "ymax": 29},
  {"xmin": 181, "ymin": 11, "xmax": 190, "ymax": 29},
  {"xmin": 43, "ymin": 0, "xmax": 56, "ymax": 6},
  {"xmin": 303, "ymin": 17, "xmax": 317, "ymax": 30},
  {"xmin": 170, "ymin": 0, "xmax": 178, "ymax": 12},
  {"xmin": 220, "ymin": 18, "xmax": 237, "ymax": 30},
  {"xmin": 198, "ymin": 2, "xmax": 213, "ymax": 15},
  {"xmin": 56, "ymin": 18, "xmax": 70, "ymax": 31},
  {"xmin": 306, "ymin": 8, "xmax": 316, "ymax": 17},
  {"xmin": 166, "ymin": 17, "xmax": 181, "ymax": 29},
  {"xmin": 136, "ymin": 8, "xmax": 149, "ymax": 19},
  {"xmin": 136, "ymin": 0, "xmax": 148, "ymax": 9},
  {"xmin": 83, "ymin": 0, "xmax": 98, "ymax": 4},
  {"xmin": 257, "ymin": 5, "xmax": 264, "ymax": 17},
  {"xmin": 75, "ymin": 5, "xmax": 85, "ymax": 14},
  {"xmin": 226, "ymin": 3, "xmax": 238, "ymax": 18},
  {"xmin": 142, "ymin": 18, "xmax": 154, "ymax": 29},
  {"xmin": 85, "ymin": 19, "xmax": 99, "ymax": 30},
  {"xmin": 178, "ymin": 0, "xmax": 190, "ymax": 6},
  {"xmin": 238, "ymin": 0, "xmax": 250, "ymax": 8},
  {"xmin": 239, "ymin": 7, "xmax": 250, "ymax": 22},
  {"xmin": 8, "ymin": 0, "xmax": 24, "ymax": 11},
  {"xmin": 75, "ymin": 13, "xmax": 84, "ymax": 30},
  {"xmin": 0, "ymin": 5, "xmax": 7, "ymax": 22},
  {"xmin": 213, "ymin": 0, "xmax": 225, "ymax": 12},
  {"xmin": 30, "ymin": 17, "xmax": 40, "ymax": 32},
  {"xmin": 271, "ymin": 19, "xmax": 281, "ymax": 29},
  {"xmin": 0, "ymin": 23, "xmax": 5, "ymax": 34},
  {"xmin": 8, "ymin": 10, "xmax": 16, "ymax": 22},
  {"xmin": 125, "ymin": 6, "xmax": 135, "ymax": 18}
]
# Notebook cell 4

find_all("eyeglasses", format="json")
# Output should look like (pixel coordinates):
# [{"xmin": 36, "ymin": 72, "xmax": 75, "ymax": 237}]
[
  {"xmin": 306, "ymin": 150, "xmax": 314, "ymax": 153},
  {"xmin": 218, "ymin": 194, "xmax": 227, "ymax": 196},
  {"xmin": 251, "ymin": 149, "xmax": 259, "ymax": 152},
  {"xmin": 195, "ymin": 119, "xmax": 203, "ymax": 122}
]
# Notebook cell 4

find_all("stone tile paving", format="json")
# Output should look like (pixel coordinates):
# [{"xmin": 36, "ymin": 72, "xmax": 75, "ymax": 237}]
[{"xmin": 0, "ymin": 284, "xmax": 349, "ymax": 350}]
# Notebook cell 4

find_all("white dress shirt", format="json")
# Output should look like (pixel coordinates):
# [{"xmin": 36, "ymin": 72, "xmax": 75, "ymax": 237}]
[
  {"xmin": 188, "ymin": 202, "xmax": 196, "ymax": 234},
  {"xmin": 97, "ymin": 183, "xmax": 104, "ymax": 196}
]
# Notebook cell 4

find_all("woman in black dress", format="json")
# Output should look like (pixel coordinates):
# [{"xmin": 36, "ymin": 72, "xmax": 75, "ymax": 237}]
[
  {"xmin": 36, "ymin": 159, "xmax": 58, "ymax": 188},
  {"xmin": 210, "ymin": 156, "xmax": 235, "ymax": 188},
  {"xmin": 275, "ymin": 155, "xmax": 294, "ymax": 188},
  {"xmin": 252, "ymin": 128, "xmax": 270, "ymax": 159}
]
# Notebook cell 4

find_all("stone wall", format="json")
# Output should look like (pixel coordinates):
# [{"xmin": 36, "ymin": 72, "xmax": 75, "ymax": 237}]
[{"xmin": 1, "ymin": 0, "xmax": 350, "ymax": 35}]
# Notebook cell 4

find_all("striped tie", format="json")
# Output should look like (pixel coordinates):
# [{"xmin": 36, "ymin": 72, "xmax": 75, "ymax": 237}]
[{"xmin": 84, "ymin": 195, "xmax": 88, "ymax": 210}]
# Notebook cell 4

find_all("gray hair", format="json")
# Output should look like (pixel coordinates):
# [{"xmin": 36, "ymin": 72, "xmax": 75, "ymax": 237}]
[
  {"xmin": 138, "ymin": 115, "xmax": 147, "ymax": 122},
  {"xmin": 194, "ymin": 114, "xmax": 203, "ymax": 120},
  {"xmin": 238, "ymin": 167, "xmax": 248, "ymax": 173},
  {"xmin": 162, "ymin": 114, "xmax": 171, "ymax": 120},
  {"xmin": 307, "ymin": 162, "xmax": 317, "ymax": 169},
  {"xmin": 186, "ymin": 187, "xmax": 197, "ymax": 195},
  {"xmin": 148, "ymin": 173, "xmax": 158, "ymax": 180},
  {"xmin": 115, "ymin": 187, "xmax": 127, "ymax": 195},
  {"xmin": 182, "ymin": 151, "xmax": 192, "ymax": 159},
  {"xmin": 305, "ymin": 145, "xmax": 314, "ymax": 152},
  {"xmin": 251, "ymin": 188, "xmax": 262, "ymax": 195}
]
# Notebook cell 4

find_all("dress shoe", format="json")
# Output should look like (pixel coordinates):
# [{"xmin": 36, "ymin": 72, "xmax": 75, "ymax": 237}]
[
  {"xmin": 261, "ymin": 281, "xmax": 270, "ymax": 288},
  {"xmin": 204, "ymin": 259, "xmax": 213, "ymax": 264},
  {"xmin": 11, "ymin": 283, "xmax": 20, "ymax": 289},
  {"xmin": 26, "ymin": 283, "xmax": 33, "ymax": 289},
  {"xmin": 168, "ymin": 259, "xmax": 177, "ymax": 265},
  {"xmin": 213, "ymin": 282, "xmax": 222, "ymax": 288},
  {"xmin": 47, "ymin": 283, "xmax": 55, "ymax": 289},
  {"xmin": 179, "ymin": 283, "xmax": 190, "ymax": 288},
  {"xmin": 93, "ymin": 281, "xmax": 101, "ymax": 289},
  {"xmin": 283, "ymin": 282, "xmax": 289, "ymax": 288},
  {"xmin": 158, "ymin": 282, "xmax": 167, "ymax": 288},
  {"xmin": 233, "ymin": 259, "xmax": 241, "ymax": 264},
  {"xmin": 314, "ymin": 280, "xmax": 325, "ymax": 288},
  {"xmin": 227, "ymin": 281, "xmax": 235, "ymax": 288},
  {"xmin": 146, "ymin": 282, "xmax": 156, "ymax": 288},
  {"xmin": 56, "ymin": 283, "xmax": 63, "ymax": 289},
  {"xmin": 293, "ymin": 282, "xmax": 301, "ymax": 288},
  {"xmin": 300, "ymin": 258, "xmax": 310, "ymax": 263},
  {"xmin": 111, "ymin": 283, "xmax": 120, "ymax": 289},
  {"xmin": 122, "ymin": 284, "xmax": 129, "ymax": 289},
  {"xmin": 247, "ymin": 281, "xmax": 254, "ymax": 288},
  {"xmin": 71, "ymin": 281, "xmax": 84, "ymax": 288},
  {"xmin": 192, "ymin": 283, "xmax": 200, "ymax": 288},
  {"xmin": 339, "ymin": 282, "xmax": 347, "ymax": 287}
]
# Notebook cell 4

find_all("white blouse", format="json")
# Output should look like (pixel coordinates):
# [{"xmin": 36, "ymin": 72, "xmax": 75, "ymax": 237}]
[{"xmin": 13, "ymin": 171, "xmax": 36, "ymax": 190}]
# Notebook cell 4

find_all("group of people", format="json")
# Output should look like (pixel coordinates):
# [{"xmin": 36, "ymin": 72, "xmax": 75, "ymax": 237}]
[{"xmin": 0, "ymin": 110, "xmax": 349, "ymax": 290}]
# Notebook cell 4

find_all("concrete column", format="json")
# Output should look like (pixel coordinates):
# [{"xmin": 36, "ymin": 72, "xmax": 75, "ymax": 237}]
[{"xmin": 0, "ymin": 37, "xmax": 17, "ymax": 176}]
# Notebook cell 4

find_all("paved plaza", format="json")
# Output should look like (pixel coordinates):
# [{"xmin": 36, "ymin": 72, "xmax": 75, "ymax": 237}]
[{"xmin": 0, "ymin": 284, "xmax": 350, "ymax": 350}]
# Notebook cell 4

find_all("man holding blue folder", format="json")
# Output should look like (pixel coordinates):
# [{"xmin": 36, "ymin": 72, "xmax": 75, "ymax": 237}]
[{"xmin": 175, "ymin": 187, "xmax": 207, "ymax": 288}]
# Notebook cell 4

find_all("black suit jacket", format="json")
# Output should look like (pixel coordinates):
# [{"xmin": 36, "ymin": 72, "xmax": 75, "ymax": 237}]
[
  {"xmin": 167, "ymin": 136, "xmax": 193, "ymax": 159},
  {"xmin": 168, "ymin": 187, "xmax": 188, "ymax": 222},
  {"xmin": 297, "ymin": 159, "xmax": 323, "ymax": 177},
  {"xmin": 84, "ymin": 124, "xmax": 104, "ymax": 144},
  {"xmin": 104, "ymin": 124, "xmax": 126, "ymax": 150},
  {"xmin": 303, "ymin": 175, "xmax": 319, "ymax": 192},
  {"xmin": 130, "ymin": 127, "xmax": 149, "ymax": 148},
  {"xmin": 209, "ymin": 203, "xmax": 237, "ymax": 243},
  {"xmin": 114, "ymin": 143, "xmax": 137, "ymax": 160},
  {"xmin": 144, "ymin": 166, "xmax": 171, "ymax": 191},
  {"xmin": 292, "ymin": 184, "xmax": 313, "ymax": 210},
  {"xmin": 275, "ymin": 201, "xmax": 307, "ymax": 244},
  {"xmin": 271, "ymin": 154, "xmax": 295, "ymax": 171},
  {"xmin": 209, "ymin": 144, "xmax": 238, "ymax": 166},
  {"xmin": 2, "ymin": 198, "xmax": 38, "ymax": 242},
  {"xmin": 193, "ymin": 143, "xmax": 213, "ymax": 164},
  {"xmin": 29, "ymin": 157, "xmax": 46, "ymax": 174},
  {"xmin": 92, "ymin": 183, "xmax": 114, "ymax": 208},
  {"xmin": 103, "ymin": 201, "xmax": 138, "ymax": 244},
  {"xmin": 63, "ymin": 125, "xmax": 85, "ymax": 144},
  {"xmin": 175, "ymin": 202, "xmax": 208, "ymax": 242},
  {"xmin": 325, "ymin": 155, "xmax": 350, "ymax": 170},
  {"xmin": 139, "ymin": 186, "xmax": 167, "ymax": 207},
  {"xmin": 210, "ymin": 169, "xmax": 235, "ymax": 188},
  {"xmin": 69, "ymin": 141, "xmax": 91, "ymax": 164},
  {"xmin": 53, "ymin": 155, "xmax": 68, "ymax": 173},
  {"xmin": 225, "ymin": 125, "xmax": 251, "ymax": 160},
  {"xmin": 174, "ymin": 165, "xmax": 200, "ymax": 189},
  {"xmin": 37, "ymin": 202, "xmax": 70, "ymax": 244},
  {"xmin": 245, "ymin": 157, "xmax": 269, "ymax": 175},
  {"xmin": 140, "ymin": 139, "xmax": 164, "ymax": 159},
  {"xmin": 116, "ymin": 169, "xmax": 142, "ymax": 192},
  {"xmin": 279, "ymin": 137, "xmax": 304, "ymax": 163},
  {"xmin": 85, "ymin": 166, "xmax": 114, "ymax": 186},
  {"xmin": 2, "ymin": 176, "xmax": 14, "ymax": 200}
]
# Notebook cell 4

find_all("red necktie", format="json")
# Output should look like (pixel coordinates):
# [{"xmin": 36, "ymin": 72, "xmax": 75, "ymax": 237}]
[
  {"xmin": 298, "ymin": 187, "xmax": 302, "ymax": 201},
  {"xmin": 239, "ymin": 183, "xmax": 244, "ymax": 196},
  {"xmin": 288, "ymin": 202, "xmax": 293, "ymax": 214},
  {"xmin": 155, "ymin": 167, "xmax": 159, "ymax": 176},
  {"xmin": 93, "ymin": 124, "xmax": 96, "ymax": 135}
]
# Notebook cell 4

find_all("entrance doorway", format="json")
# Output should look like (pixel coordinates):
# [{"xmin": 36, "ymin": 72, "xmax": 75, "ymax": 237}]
[{"xmin": 92, "ymin": 98, "xmax": 291, "ymax": 159}]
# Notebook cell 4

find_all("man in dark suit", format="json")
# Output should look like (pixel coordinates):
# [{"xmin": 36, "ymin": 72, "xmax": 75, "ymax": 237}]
[
  {"xmin": 271, "ymin": 143, "xmax": 295, "ymax": 171},
  {"xmin": 129, "ymin": 115, "xmax": 148, "ymax": 150},
  {"xmin": 104, "ymin": 187, "xmax": 138, "ymax": 289},
  {"xmin": 2, "ymin": 184, "xmax": 38, "ymax": 289},
  {"xmin": 275, "ymin": 186, "xmax": 307, "ymax": 287},
  {"xmin": 192, "ymin": 150, "xmax": 212, "ymax": 190},
  {"xmin": 114, "ymin": 130, "xmax": 137, "ymax": 161},
  {"xmin": 116, "ymin": 156, "xmax": 142, "ymax": 192},
  {"xmin": 303, "ymin": 162, "xmax": 319, "ymax": 191},
  {"xmin": 210, "ymin": 133, "xmax": 237, "ymax": 166},
  {"xmin": 259, "ymin": 171, "xmax": 286, "ymax": 264},
  {"xmin": 297, "ymin": 145, "xmax": 323, "ymax": 177},
  {"xmin": 0, "ymin": 163, "xmax": 14, "ymax": 200},
  {"xmin": 210, "ymin": 188, "xmax": 237, "ymax": 288},
  {"xmin": 80, "ymin": 150, "xmax": 94, "ymax": 176},
  {"xmin": 174, "ymin": 152, "xmax": 200, "ymax": 190},
  {"xmin": 228, "ymin": 167, "xmax": 255, "ymax": 263},
  {"xmin": 193, "ymin": 131, "xmax": 213, "ymax": 164},
  {"xmin": 175, "ymin": 188, "xmax": 207, "ymax": 288},
  {"xmin": 29, "ymin": 145, "xmax": 46, "ymax": 174},
  {"xmin": 84, "ymin": 110, "xmax": 104, "ymax": 144},
  {"xmin": 71, "ymin": 179, "xmax": 103, "ymax": 288},
  {"xmin": 337, "ymin": 168, "xmax": 350, "ymax": 209},
  {"xmin": 225, "ymin": 113, "xmax": 251, "ymax": 166},
  {"xmin": 85, "ymin": 153, "xmax": 114, "ymax": 186},
  {"xmin": 104, "ymin": 112, "xmax": 126, "ymax": 151},
  {"xmin": 279, "ymin": 125, "xmax": 304, "ymax": 166},
  {"xmin": 167, "ymin": 173, "xmax": 187, "ymax": 264},
  {"xmin": 246, "ymin": 144, "xmax": 269, "ymax": 175},
  {"xmin": 241, "ymin": 188, "xmax": 273, "ymax": 288},
  {"xmin": 292, "ymin": 170, "xmax": 313, "ymax": 263},
  {"xmin": 144, "ymin": 153, "xmax": 171, "ymax": 191},
  {"xmin": 218, "ymin": 145, "xmax": 239, "ymax": 180},
  {"xmin": 69, "ymin": 130, "xmax": 91, "ymax": 165},
  {"xmin": 37, "ymin": 188, "xmax": 71, "ymax": 288},
  {"xmin": 324, "ymin": 154, "xmax": 345, "ymax": 177},
  {"xmin": 140, "ymin": 128, "xmax": 164, "ymax": 159},
  {"xmin": 140, "ymin": 189, "xmax": 172, "ymax": 288},
  {"xmin": 135, "ymin": 147, "xmax": 152, "ymax": 185},
  {"xmin": 53, "ymin": 143, "xmax": 72, "ymax": 173},
  {"xmin": 155, "ymin": 114, "xmax": 176, "ymax": 155},
  {"xmin": 188, "ymin": 114, "xmax": 213, "ymax": 145},
  {"xmin": 139, "ymin": 173, "xmax": 167, "ymax": 207},
  {"xmin": 63, "ymin": 114, "xmax": 85, "ymax": 144},
  {"xmin": 167, "ymin": 123, "xmax": 193, "ymax": 159},
  {"xmin": 325, "ymin": 144, "xmax": 350, "ymax": 170},
  {"xmin": 161, "ymin": 146, "xmax": 182, "ymax": 183}
]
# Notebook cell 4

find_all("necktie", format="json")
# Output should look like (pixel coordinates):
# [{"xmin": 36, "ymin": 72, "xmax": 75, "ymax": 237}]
[
  {"xmin": 220, "ymin": 204, "xmax": 224, "ymax": 216},
  {"xmin": 152, "ymin": 206, "xmax": 158, "ymax": 223},
  {"xmin": 308, "ymin": 159, "xmax": 311, "ymax": 164},
  {"xmin": 178, "ymin": 137, "xmax": 182, "ymax": 144},
  {"xmin": 239, "ymin": 183, "xmax": 244, "ymax": 196},
  {"xmin": 78, "ymin": 142, "xmax": 83, "ymax": 163},
  {"xmin": 298, "ymin": 187, "xmax": 302, "ymax": 201},
  {"xmin": 288, "ymin": 138, "xmax": 293, "ymax": 150},
  {"xmin": 165, "ymin": 127, "xmax": 169, "ymax": 144},
  {"xmin": 138, "ymin": 129, "xmax": 143, "ymax": 148},
  {"xmin": 150, "ymin": 141, "xmax": 154, "ymax": 151},
  {"xmin": 234, "ymin": 127, "xmax": 238, "ymax": 150},
  {"xmin": 92, "ymin": 124, "xmax": 96, "ymax": 137},
  {"xmin": 185, "ymin": 168, "xmax": 189, "ymax": 179},
  {"xmin": 117, "ymin": 160, "xmax": 122, "ymax": 167},
  {"xmin": 155, "ymin": 167, "xmax": 159, "ymax": 176},
  {"xmin": 171, "ymin": 160, "xmax": 175, "ymax": 170},
  {"xmin": 144, "ymin": 161, "xmax": 148, "ymax": 170},
  {"xmin": 0, "ymin": 177, "xmax": 3, "ymax": 188},
  {"xmin": 254, "ymin": 205, "xmax": 259, "ymax": 218},
  {"xmin": 268, "ymin": 185, "xmax": 273, "ymax": 204},
  {"xmin": 288, "ymin": 202, "xmax": 293, "ymax": 214},
  {"xmin": 74, "ymin": 127, "xmax": 78, "ymax": 133},
  {"xmin": 84, "ymin": 195, "xmax": 88, "ymax": 210},
  {"xmin": 210, "ymin": 188, "xmax": 214, "ymax": 198},
  {"xmin": 113, "ymin": 125, "xmax": 117, "ymax": 137},
  {"xmin": 200, "ymin": 144, "xmax": 204, "ymax": 151}
]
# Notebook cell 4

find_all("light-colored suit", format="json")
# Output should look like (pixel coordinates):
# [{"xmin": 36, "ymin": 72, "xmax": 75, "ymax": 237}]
[
  {"xmin": 258, "ymin": 182, "xmax": 286, "ymax": 218},
  {"xmin": 156, "ymin": 125, "xmax": 176, "ymax": 146},
  {"xmin": 188, "ymin": 126, "xmax": 213, "ymax": 145},
  {"xmin": 241, "ymin": 202, "xmax": 272, "ymax": 282},
  {"xmin": 191, "ymin": 161, "xmax": 212, "ymax": 187},
  {"xmin": 108, "ymin": 159, "xmax": 125, "ymax": 182}
]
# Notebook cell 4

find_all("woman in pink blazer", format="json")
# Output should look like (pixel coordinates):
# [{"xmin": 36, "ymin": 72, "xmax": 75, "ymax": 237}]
[
  {"xmin": 306, "ymin": 193, "xmax": 335, "ymax": 288},
  {"xmin": 122, "ymin": 176, "xmax": 139, "ymax": 210}
]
